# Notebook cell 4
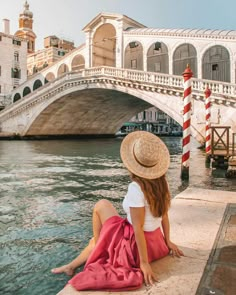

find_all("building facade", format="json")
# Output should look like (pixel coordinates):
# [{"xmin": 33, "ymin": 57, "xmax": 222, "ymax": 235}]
[{"xmin": 0, "ymin": 19, "xmax": 27, "ymax": 108}]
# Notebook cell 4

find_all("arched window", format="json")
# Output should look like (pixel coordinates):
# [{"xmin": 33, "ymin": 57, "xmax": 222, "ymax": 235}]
[
  {"xmin": 14, "ymin": 51, "xmax": 19, "ymax": 62},
  {"xmin": 124, "ymin": 41, "xmax": 143, "ymax": 70},
  {"xmin": 11, "ymin": 68, "xmax": 21, "ymax": 79},
  {"xmin": 202, "ymin": 45, "xmax": 230, "ymax": 82},
  {"xmin": 173, "ymin": 44, "xmax": 197, "ymax": 77},
  {"xmin": 147, "ymin": 42, "xmax": 169, "ymax": 73}
]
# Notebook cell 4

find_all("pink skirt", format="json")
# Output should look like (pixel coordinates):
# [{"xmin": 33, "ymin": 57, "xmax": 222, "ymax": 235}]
[{"xmin": 68, "ymin": 216, "xmax": 169, "ymax": 291}]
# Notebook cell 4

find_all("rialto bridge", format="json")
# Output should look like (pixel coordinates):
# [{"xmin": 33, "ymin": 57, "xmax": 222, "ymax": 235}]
[{"xmin": 0, "ymin": 13, "xmax": 236, "ymax": 143}]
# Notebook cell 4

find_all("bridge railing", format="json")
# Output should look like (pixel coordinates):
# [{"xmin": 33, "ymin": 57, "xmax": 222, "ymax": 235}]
[
  {"xmin": 82, "ymin": 66, "xmax": 236, "ymax": 99},
  {"xmin": 1, "ymin": 66, "xmax": 236, "ymax": 123},
  {"xmin": 7, "ymin": 66, "xmax": 236, "ymax": 106}
]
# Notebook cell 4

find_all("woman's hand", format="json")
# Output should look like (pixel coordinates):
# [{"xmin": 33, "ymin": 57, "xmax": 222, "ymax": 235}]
[
  {"xmin": 140, "ymin": 261, "xmax": 158, "ymax": 286},
  {"xmin": 166, "ymin": 240, "xmax": 184, "ymax": 257}
]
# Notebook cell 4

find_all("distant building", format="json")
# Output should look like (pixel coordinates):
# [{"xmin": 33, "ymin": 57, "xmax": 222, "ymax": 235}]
[
  {"xmin": 44, "ymin": 35, "xmax": 75, "ymax": 51},
  {"xmin": 27, "ymin": 36, "xmax": 75, "ymax": 76},
  {"xmin": 14, "ymin": 1, "xmax": 36, "ymax": 54},
  {"xmin": 13, "ymin": 2, "xmax": 75, "ymax": 76},
  {"xmin": 117, "ymin": 107, "xmax": 182, "ymax": 136},
  {"xmin": 0, "ymin": 19, "xmax": 27, "ymax": 108}
]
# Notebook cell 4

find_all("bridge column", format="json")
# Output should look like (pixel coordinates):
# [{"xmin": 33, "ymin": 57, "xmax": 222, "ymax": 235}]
[
  {"xmin": 197, "ymin": 57, "xmax": 202, "ymax": 79},
  {"xmin": 181, "ymin": 64, "xmax": 193, "ymax": 180},
  {"xmin": 169, "ymin": 54, "xmax": 173, "ymax": 75},
  {"xmin": 143, "ymin": 49, "xmax": 147, "ymax": 72},
  {"xmin": 84, "ymin": 32, "xmax": 92, "ymax": 68},
  {"xmin": 233, "ymin": 62, "xmax": 236, "ymax": 84},
  {"xmin": 115, "ymin": 23, "xmax": 123, "ymax": 68}
]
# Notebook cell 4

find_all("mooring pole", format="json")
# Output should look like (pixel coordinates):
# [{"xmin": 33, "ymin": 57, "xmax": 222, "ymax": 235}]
[
  {"xmin": 205, "ymin": 85, "xmax": 212, "ymax": 164},
  {"xmin": 181, "ymin": 64, "xmax": 193, "ymax": 180}
]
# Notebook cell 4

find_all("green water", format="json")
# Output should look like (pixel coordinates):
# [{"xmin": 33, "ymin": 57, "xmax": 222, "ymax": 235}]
[{"xmin": 0, "ymin": 137, "xmax": 235, "ymax": 295}]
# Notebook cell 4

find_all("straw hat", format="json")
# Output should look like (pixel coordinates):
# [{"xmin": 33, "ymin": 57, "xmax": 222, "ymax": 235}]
[{"xmin": 120, "ymin": 131, "xmax": 170, "ymax": 179}]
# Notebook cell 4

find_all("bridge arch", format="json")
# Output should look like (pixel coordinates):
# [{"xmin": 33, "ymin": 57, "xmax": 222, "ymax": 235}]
[
  {"xmin": 124, "ymin": 41, "xmax": 143, "ymax": 70},
  {"xmin": 71, "ymin": 54, "xmax": 85, "ymax": 71},
  {"xmin": 23, "ymin": 86, "xmax": 31, "ymax": 97},
  {"xmin": 173, "ymin": 43, "xmax": 197, "ymax": 77},
  {"xmin": 45, "ymin": 72, "xmax": 56, "ymax": 84},
  {"xmin": 13, "ymin": 93, "xmax": 21, "ymax": 103},
  {"xmin": 22, "ymin": 83, "xmax": 194, "ymax": 142},
  {"xmin": 92, "ymin": 23, "xmax": 116, "ymax": 67},
  {"xmin": 57, "ymin": 63, "xmax": 69, "ymax": 77},
  {"xmin": 202, "ymin": 45, "xmax": 230, "ymax": 82},
  {"xmin": 33, "ymin": 79, "xmax": 43, "ymax": 91},
  {"xmin": 147, "ymin": 42, "xmax": 169, "ymax": 73}
]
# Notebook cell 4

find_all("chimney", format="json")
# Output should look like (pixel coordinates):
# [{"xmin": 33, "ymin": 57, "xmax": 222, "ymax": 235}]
[{"xmin": 3, "ymin": 19, "xmax": 10, "ymax": 35}]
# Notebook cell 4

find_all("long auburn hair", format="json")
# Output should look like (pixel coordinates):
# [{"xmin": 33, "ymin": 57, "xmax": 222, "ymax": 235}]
[{"xmin": 130, "ymin": 173, "xmax": 171, "ymax": 217}]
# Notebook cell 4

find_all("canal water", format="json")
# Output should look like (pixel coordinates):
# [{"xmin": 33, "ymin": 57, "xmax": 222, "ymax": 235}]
[{"xmin": 0, "ymin": 137, "xmax": 235, "ymax": 295}]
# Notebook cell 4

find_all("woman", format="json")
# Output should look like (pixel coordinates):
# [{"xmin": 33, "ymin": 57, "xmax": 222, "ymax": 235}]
[{"xmin": 52, "ymin": 131, "xmax": 183, "ymax": 293}]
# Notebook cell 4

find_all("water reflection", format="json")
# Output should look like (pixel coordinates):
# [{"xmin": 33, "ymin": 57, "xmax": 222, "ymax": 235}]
[{"xmin": 0, "ymin": 137, "xmax": 235, "ymax": 294}]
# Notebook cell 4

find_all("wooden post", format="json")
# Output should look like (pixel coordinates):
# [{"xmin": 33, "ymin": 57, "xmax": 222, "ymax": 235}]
[
  {"xmin": 205, "ymin": 85, "xmax": 212, "ymax": 166},
  {"xmin": 181, "ymin": 65, "xmax": 193, "ymax": 180},
  {"xmin": 205, "ymin": 85, "xmax": 211, "ymax": 153}
]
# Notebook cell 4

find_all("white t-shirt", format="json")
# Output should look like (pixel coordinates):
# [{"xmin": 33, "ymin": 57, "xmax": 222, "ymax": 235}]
[{"xmin": 122, "ymin": 181, "xmax": 162, "ymax": 232}]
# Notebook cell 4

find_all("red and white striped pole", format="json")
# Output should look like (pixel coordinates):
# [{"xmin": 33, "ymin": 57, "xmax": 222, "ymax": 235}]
[
  {"xmin": 181, "ymin": 64, "xmax": 193, "ymax": 180},
  {"xmin": 205, "ymin": 85, "xmax": 211, "ymax": 154}
]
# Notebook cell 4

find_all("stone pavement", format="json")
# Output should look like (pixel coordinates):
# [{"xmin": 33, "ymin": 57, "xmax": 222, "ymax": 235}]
[
  {"xmin": 57, "ymin": 188, "xmax": 236, "ymax": 295},
  {"xmin": 196, "ymin": 203, "xmax": 236, "ymax": 295}
]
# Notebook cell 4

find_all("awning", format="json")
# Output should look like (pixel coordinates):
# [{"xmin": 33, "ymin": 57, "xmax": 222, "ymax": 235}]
[{"xmin": 122, "ymin": 122, "xmax": 140, "ymax": 127}]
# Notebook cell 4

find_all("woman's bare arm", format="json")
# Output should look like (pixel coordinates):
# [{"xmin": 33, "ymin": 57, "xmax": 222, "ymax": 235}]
[
  {"xmin": 161, "ymin": 213, "xmax": 170, "ymax": 243},
  {"xmin": 161, "ymin": 213, "xmax": 184, "ymax": 257},
  {"xmin": 130, "ymin": 207, "xmax": 158, "ymax": 285}
]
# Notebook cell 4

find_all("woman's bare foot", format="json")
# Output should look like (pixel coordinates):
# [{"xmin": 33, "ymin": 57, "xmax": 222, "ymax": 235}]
[{"xmin": 51, "ymin": 264, "xmax": 75, "ymax": 276}]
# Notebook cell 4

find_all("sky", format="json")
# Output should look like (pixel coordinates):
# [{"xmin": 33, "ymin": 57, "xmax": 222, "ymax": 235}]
[{"xmin": 0, "ymin": 0, "xmax": 236, "ymax": 50}]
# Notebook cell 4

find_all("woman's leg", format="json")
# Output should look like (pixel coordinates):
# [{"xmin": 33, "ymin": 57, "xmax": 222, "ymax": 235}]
[
  {"xmin": 51, "ymin": 237, "xmax": 95, "ymax": 275},
  {"xmin": 92, "ymin": 199, "xmax": 119, "ymax": 243},
  {"xmin": 52, "ymin": 199, "xmax": 119, "ymax": 275}
]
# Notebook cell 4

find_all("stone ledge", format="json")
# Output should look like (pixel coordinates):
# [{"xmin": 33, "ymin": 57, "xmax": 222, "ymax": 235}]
[{"xmin": 196, "ymin": 203, "xmax": 236, "ymax": 295}]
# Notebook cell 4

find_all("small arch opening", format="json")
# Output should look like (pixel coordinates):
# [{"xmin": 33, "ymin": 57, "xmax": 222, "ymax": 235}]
[
  {"xmin": 71, "ymin": 55, "xmax": 85, "ymax": 71},
  {"xmin": 124, "ymin": 41, "xmax": 143, "ymax": 70},
  {"xmin": 202, "ymin": 45, "xmax": 230, "ymax": 82},
  {"xmin": 33, "ymin": 79, "xmax": 43, "ymax": 91},
  {"xmin": 173, "ymin": 44, "xmax": 197, "ymax": 76},
  {"xmin": 45, "ymin": 72, "xmax": 56, "ymax": 84},
  {"xmin": 13, "ymin": 93, "xmax": 21, "ymax": 102},
  {"xmin": 23, "ymin": 86, "xmax": 31, "ymax": 97},
  {"xmin": 147, "ymin": 42, "xmax": 169, "ymax": 73},
  {"xmin": 57, "ymin": 63, "xmax": 69, "ymax": 77}
]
